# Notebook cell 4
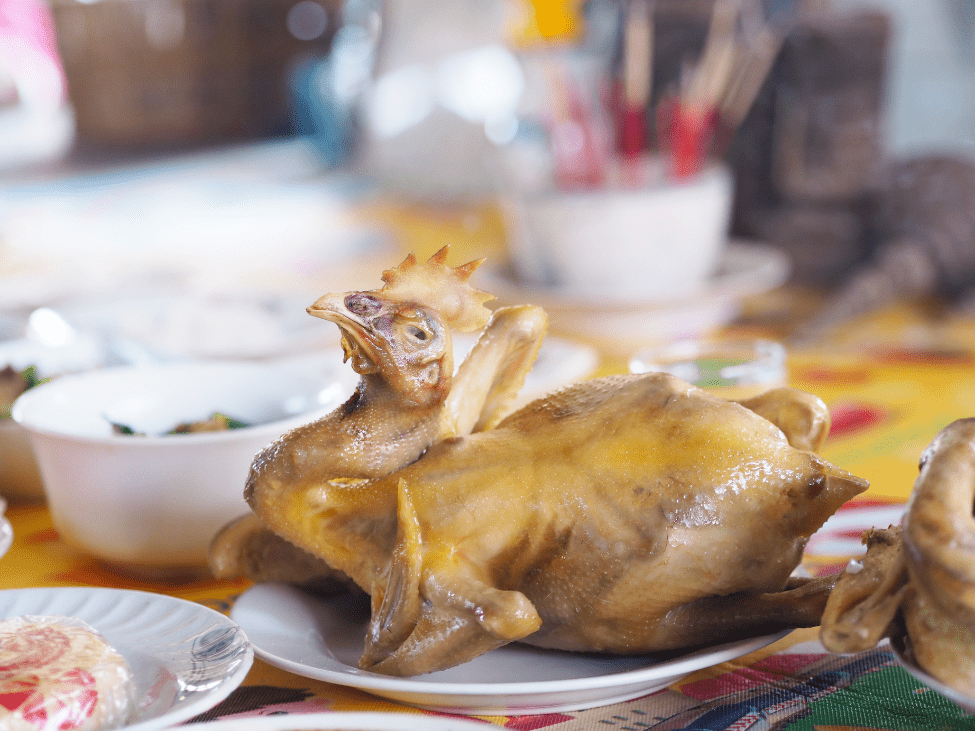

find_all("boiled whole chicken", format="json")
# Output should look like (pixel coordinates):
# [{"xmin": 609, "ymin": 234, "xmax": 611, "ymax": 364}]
[{"xmin": 210, "ymin": 247, "xmax": 868, "ymax": 676}]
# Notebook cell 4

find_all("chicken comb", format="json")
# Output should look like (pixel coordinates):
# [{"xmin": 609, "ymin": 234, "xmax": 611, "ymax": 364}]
[{"xmin": 379, "ymin": 246, "xmax": 495, "ymax": 332}]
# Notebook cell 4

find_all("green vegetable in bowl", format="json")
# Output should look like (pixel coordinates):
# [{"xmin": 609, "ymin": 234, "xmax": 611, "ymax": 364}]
[{"xmin": 109, "ymin": 413, "xmax": 250, "ymax": 436}]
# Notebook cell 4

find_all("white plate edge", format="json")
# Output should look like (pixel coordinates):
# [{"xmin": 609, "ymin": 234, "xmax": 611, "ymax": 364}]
[
  {"xmin": 182, "ymin": 711, "xmax": 490, "ymax": 731},
  {"xmin": 234, "ymin": 584, "xmax": 790, "ymax": 698},
  {"xmin": 252, "ymin": 630, "xmax": 791, "ymax": 698}
]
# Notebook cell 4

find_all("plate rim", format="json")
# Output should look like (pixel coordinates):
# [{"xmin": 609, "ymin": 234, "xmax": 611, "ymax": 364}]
[
  {"xmin": 10, "ymin": 359, "xmax": 350, "ymax": 445},
  {"xmin": 0, "ymin": 586, "xmax": 254, "ymax": 731},
  {"xmin": 233, "ymin": 582, "xmax": 790, "ymax": 699},
  {"xmin": 182, "ymin": 711, "xmax": 492, "ymax": 731}
]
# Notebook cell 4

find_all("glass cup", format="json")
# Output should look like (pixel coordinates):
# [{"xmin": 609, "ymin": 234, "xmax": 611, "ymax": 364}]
[{"xmin": 629, "ymin": 338, "xmax": 787, "ymax": 399}]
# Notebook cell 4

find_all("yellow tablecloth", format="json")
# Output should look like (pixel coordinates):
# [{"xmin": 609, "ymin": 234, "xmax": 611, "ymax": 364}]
[
  {"xmin": 4, "ymin": 291, "xmax": 975, "ymax": 728},
  {"xmin": 3, "ymin": 199, "xmax": 975, "ymax": 728}
]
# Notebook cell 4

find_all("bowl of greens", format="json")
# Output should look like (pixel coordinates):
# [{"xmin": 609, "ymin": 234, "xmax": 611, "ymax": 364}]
[{"xmin": 12, "ymin": 357, "xmax": 355, "ymax": 576}]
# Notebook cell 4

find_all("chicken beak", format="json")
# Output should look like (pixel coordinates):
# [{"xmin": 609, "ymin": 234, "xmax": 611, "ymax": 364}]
[
  {"xmin": 307, "ymin": 292, "xmax": 381, "ymax": 374},
  {"xmin": 307, "ymin": 292, "xmax": 356, "ymax": 323}
]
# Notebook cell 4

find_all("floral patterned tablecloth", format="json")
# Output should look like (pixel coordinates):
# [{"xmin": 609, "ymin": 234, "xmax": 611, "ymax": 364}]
[{"xmin": 3, "ymin": 294, "xmax": 975, "ymax": 730}]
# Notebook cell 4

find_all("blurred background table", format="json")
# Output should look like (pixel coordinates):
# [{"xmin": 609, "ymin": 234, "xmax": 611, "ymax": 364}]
[{"xmin": 3, "ymin": 0, "xmax": 975, "ymax": 726}]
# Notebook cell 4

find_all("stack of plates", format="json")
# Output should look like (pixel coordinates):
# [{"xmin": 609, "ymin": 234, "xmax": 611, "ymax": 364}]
[{"xmin": 476, "ymin": 242, "xmax": 790, "ymax": 356}]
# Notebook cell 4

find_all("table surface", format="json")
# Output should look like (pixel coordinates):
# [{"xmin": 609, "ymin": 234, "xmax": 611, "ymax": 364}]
[{"xmin": 3, "ymin": 203, "xmax": 975, "ymax": 729}]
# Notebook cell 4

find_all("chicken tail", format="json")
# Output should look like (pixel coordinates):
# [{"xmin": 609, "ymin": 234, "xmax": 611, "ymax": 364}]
[{"xmin": 792, "ymin": 455, "xmax": 869, "ymax": 537}]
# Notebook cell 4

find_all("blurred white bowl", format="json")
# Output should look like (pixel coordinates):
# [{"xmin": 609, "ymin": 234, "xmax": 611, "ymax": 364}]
[
  {"xmin": 12, "ymin": 359, "xmax": 356, "ymax": 576},
  {"xmin": 503, "ymin": 158, "xmax": 734, "ymax": 300},
  {"xmin": 0, "ymin": 331, "xmax": 109, "ymax": 502},
  {"xmin": 0, "ymin": 333, "xmax": 106, "ymax": 379}
]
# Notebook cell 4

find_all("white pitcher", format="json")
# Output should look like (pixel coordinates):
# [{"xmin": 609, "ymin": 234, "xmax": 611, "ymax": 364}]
[{"xmin": 356, "ymin": 0, "xmax": 524, "ymax": 203}]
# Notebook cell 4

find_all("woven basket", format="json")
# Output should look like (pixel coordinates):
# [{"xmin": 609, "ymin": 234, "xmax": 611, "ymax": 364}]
[{"xmin": 50, "ymin": 0, "xmax": 338, "ymax": 147}]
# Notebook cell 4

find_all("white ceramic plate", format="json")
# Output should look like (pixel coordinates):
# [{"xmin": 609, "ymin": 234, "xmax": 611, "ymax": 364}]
[
  {"xmin": 474, "ymin": 242, "xmax": 791, "ymax": 355},
  {"xmin": 232, "ymin": 583, "xmax": 790, "ymax": 716},
  {"xmin": 0, "ymin": 514, "xmax": 11, "ymax": 558},
  {"xmin": 184, "ymin": 711, "xmax": 490, "ymax": 731},
  {"xmin": 891, "ymin": 635, "xmax": 975, "ymax": 713},
  {"xmin": 519, "ymin": 335, "xmax": 599, "ymax": 399},
  {"xmin": 0, "ymin": 587, "xmax": 254, "ymax": 730}
]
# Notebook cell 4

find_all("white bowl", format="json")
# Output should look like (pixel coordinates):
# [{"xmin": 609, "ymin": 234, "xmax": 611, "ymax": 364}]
[
  {"xmin": 503, "ymin": 158, "xmax": 734, "ymax": 300},
  {"xmin": 11, "ymin": 359, "xmax": 356, "ymax": 575}
]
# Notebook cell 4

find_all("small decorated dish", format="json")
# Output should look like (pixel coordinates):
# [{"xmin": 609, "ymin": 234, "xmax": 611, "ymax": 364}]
[{"xmin": 0, "ymin": 587, "xmax": 253, "ymax": 730}]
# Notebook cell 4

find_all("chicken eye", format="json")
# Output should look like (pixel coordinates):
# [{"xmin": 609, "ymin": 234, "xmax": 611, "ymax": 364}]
[
  {"xmin": 406, "ymin": 325, "xmax": 428, "ymax": 341},
  {"xmin": 394, "ymin": 308, "xmax": 442, "ymax": 354}
]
